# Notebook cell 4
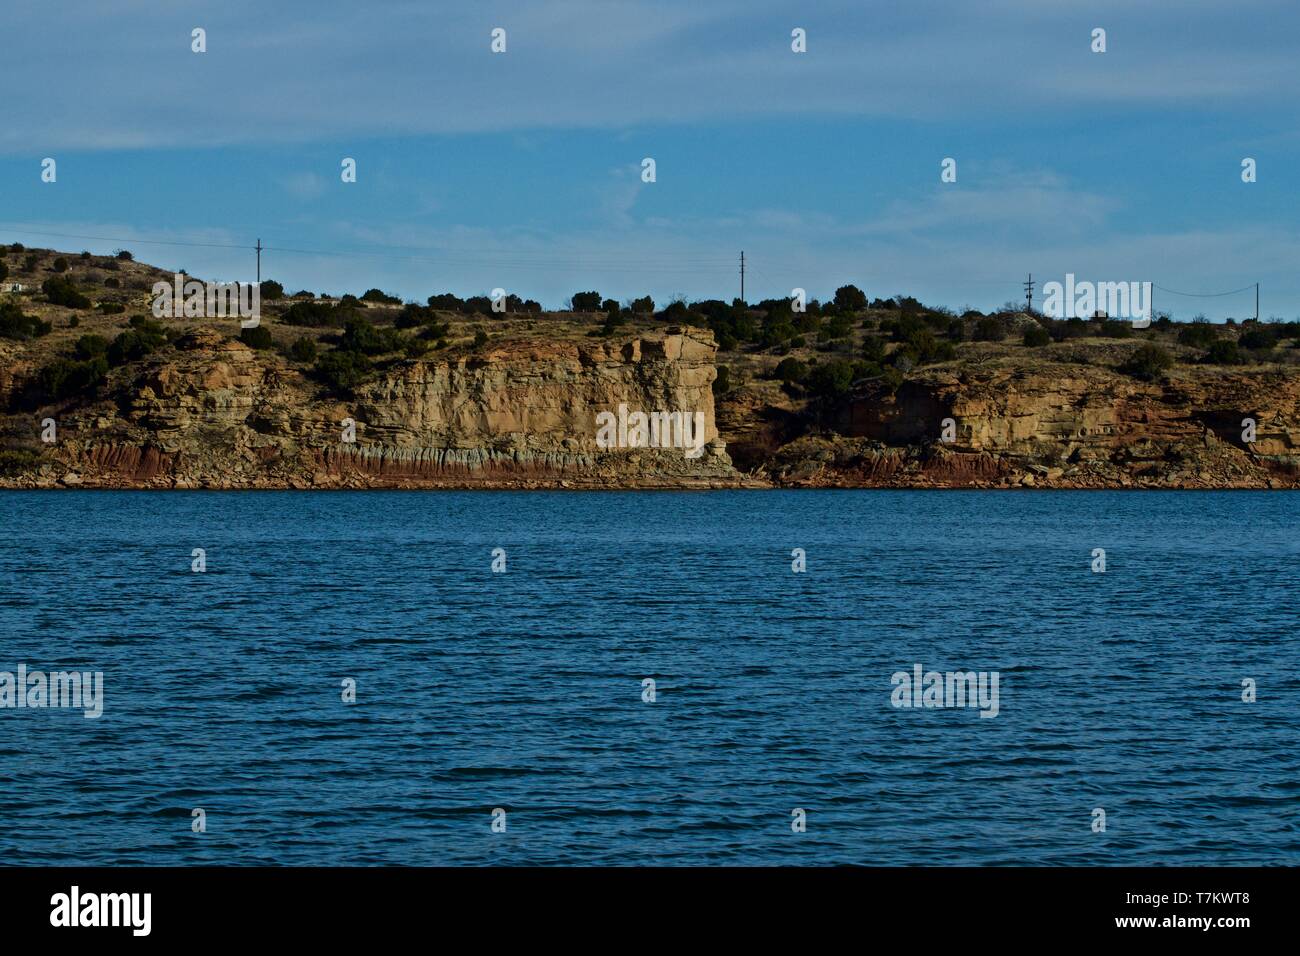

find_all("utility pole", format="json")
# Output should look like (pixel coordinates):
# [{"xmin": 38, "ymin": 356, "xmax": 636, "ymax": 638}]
[
  {"xmin": 256, "ymin": 238, "xmax": 262, "ymax": 285},
  {"xmin": 739, "ymin": 250, "xmax": 745, "ymax": 304},
  {"xmin": 1023, "ymin": 273, "xmax": 1035, "ymax": 313},
  {"xmin": 1255, "ymin": 282, "xmax": 1259, "ymax": 322}
]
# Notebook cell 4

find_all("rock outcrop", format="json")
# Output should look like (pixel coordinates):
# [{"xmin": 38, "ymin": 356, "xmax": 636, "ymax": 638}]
[
  {"xmin": 755, "ymin": 362, "xmax": 1300, "ymax": 488},
  {"xmin": 2, "ymin": 327, "xmax": 743, "ymax": 488}
]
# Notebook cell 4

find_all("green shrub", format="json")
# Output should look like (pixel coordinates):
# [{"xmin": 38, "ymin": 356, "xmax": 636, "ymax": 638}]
[
  {"xmin": 1177, "ymin": 322, "xmax": 1217, "ymax": 348},
  {"xmin": 115, "ymin": 249, "xmax": 133, "ymax": 261},
  {"xmin": 282, "ymin": 300, "xmax": 350, "ymax": 327},
  {"xmin": 1023, "ymin": 324, "xmax": 1051, "ymax": 347},
  {"xmin": 818, "ymin": 314, "xmax": 854, "ymax": 342},
  {"xmin": 360, "ymin": 288, "xmax": 401, "ymax": 305},
  {"xmin": 98, "ymin": 301, "xmax": 125, "ymax": 314},
  {"xmin": 0, "ymin": 301, "xmax": 52, "ymax": 340},
  {"xmin": 0, "ymin": 261, "xmax": 8, "ymax": 282},
  {"xmin": 807, "ymin": 359, "xmax": 857, "ymax": 399},
  {"xmin": 42, "ymin": 276, "xmax": 91, "ymax": 309},
  {"xmin": 773, "ymin": 357, "xmax": 809, "ymax": 383},
  {"xmin": 239, "ymin": 325, "xmax": 274, "ymax": 349},
  {"xmin": 472, "ymin": 330, "xmax": 490, "ymax": 349},
  {"xmin": 313, "ymin": 349, "xmax": 373, "ymax": 394},
  {"xmin": 259, "ymin": 280, "xmax": 284, "ymax": 300},
  {"xmin": 1204, "ymin": 340, "xmax": 1245, "ymax": 365},
  {"xmin": 403, "ymin": 337, "xmax": 431, "ymax": 359},
  {"xmin": 599, "ymin": 312, "xmax": 626, "ymax": 336},
  {"xmin": 1119, "ymin": 343, "xmax": 1173, "ymax": 380},
  {"xmin": 107, "ymin": 319, "xmax": 168, "ymax": 365},
  {"xmin": 973, "ymin": 317, "xmax": 1005, "ymax": 342},
  {"xmin": 570, "ymin": 291, "xmax": 602, "ymax": 311},
  {"xmin": 1239, "ymin": 327, "xmax": 1278, "ymax": 351},
  {"xmin": 338, "ymin": 316, "xmax": 404, "ymax": 355},
  {"xmin": 52, "ymin": 257, "xmax": 68, "ymax": 273},
  {"xmin": 0, "ymin": 449, "xmax": 42, "ymax": 476},
  {"xmin": 427, "ymin": 293, "xmax": 464, "ymax": 312},
  {"xmin": 288, "ymin": 336, "xmax": 318, "ymax": 363},
  {"xmin": 1100, "ymin": 319, "xmax": 1132, "ymax": 338},
  {"xmin": 906, "ymin": 329, "xmax": 956, "ymax": 364},
  {"xmin": 37, "ymin": 356, "xmax": 108, "ymax": 401},
  {"xmin": 713, "ymin": 365, "xmax": 732, "ymax": 395},
  {"xmin": 74, "ymin": 334, "xmax": 109, "ymax": 359},
  {"xmin": 861, "ymin": 335, "xmax": 887, "ymax": 362},
  {"xmin": 833, "ymin": 284, "xmax": 867, "ymax": 311}
]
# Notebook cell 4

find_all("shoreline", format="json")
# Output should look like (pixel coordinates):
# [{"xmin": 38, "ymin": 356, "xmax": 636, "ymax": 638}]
[{"xmin": 2, "ymin": 477, "xmax": 1294, "ymax": 491}]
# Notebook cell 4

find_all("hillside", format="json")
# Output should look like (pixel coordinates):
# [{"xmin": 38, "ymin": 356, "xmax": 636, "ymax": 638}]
[{"xmin": 1, "ymin": 242, "xmax": 1299, "ymax": 489}]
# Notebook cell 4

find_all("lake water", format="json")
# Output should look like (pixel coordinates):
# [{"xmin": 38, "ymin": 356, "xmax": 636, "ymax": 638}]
[{"xmin": 0, "ymin": 490, "xmax": 1296, "ymax": 865}]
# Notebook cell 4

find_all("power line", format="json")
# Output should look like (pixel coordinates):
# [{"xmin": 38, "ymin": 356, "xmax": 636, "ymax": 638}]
[
  {"xmin": 1152, "ymin": 283, "xmax": 1257, "ymax": 298},
  {"xmin": 0, "ymin": 223, "xmax": 1272, "ymax": 311}
]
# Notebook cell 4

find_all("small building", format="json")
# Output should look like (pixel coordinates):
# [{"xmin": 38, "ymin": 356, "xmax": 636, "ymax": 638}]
[{"xmin": 2, "ymin": 282, "xmax": 25, "ymax": 293}]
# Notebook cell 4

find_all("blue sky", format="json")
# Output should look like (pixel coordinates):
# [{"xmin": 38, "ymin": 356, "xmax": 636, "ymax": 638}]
[{"xmin": 2, "ymin": 0, "xmax": 1298, "ymax": 317}]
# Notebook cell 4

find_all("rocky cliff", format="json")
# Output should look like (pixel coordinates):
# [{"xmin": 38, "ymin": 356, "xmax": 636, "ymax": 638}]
[
  {"xmin": 2, "ymin": 327, "xmax": 741, "ymax": 488},
  {"xmin": 3, "ymin": 244, "xmax": 1299, "ymax": 490},
  {"xmin": 754, "ymin": 362, "xmax": 1300, "ymax": 488}
]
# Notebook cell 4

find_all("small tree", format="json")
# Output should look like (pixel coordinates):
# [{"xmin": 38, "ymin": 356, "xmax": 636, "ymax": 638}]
[
  {"xmin": 570, "ymin": 291, "xmax": 602, "ymax": 312},
  {"xmin": 289, "ymin": 336, "xmax": 318, "ymax": 363},
  {"xmin": 1120, "ymin": 343, "xmax": 1174, "ymax": 379},
  {"xmin": 42, "ymin": 276, "xmax": 91, "ymax": 309},
  {"xmin": 240, "ymin": 325, "xmax": 274, "ymax": 349},
  {"xmin": 973, "ymin": 317, "xmax": 1005, "ymax": 342},
  {"xmin": 1204, "ymin": 340, "xmax": 1245, "ymax": 365},
  {"xmin": 773, "ymin": 357, "xmax": 808, "ymax": 383},
  {"xmin": 833, "ymin": 284, "xmax": 867, "ymax": 311},
  {"xmin": 1023, "ymin": 324, "xmax": 1051, "ymax": 347}
]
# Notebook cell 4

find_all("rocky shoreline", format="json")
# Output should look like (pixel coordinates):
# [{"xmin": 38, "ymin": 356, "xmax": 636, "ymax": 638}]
[{"xmin": 3, "ymin": 248, "xmax": 1299, "ymax": 491}]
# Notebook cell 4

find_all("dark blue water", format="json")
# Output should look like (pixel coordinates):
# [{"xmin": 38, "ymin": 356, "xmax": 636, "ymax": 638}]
[{"xmin": 0, "ymin": 490, "xmax": 1295, "ymax": 865}]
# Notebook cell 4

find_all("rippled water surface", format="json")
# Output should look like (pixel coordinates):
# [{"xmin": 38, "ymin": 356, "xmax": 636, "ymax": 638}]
[{"xmin": 0, "ymin": 490, "xmax": 1296, "ymax": 865}]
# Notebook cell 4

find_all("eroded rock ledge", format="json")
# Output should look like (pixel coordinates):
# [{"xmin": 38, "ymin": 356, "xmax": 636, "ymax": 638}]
[
  {"xmin": 4, "ymin": 327, "xmax": 1299, "ymax": 490},
  {"xmin": 3, "ymin": 326, "xmax": 751, "ymax": 489}
]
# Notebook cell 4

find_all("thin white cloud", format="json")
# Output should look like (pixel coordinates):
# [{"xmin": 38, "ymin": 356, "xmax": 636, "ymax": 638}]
[{"xmin": 2, "ymin": 0, "xmax": 1297, "ymax": 151}]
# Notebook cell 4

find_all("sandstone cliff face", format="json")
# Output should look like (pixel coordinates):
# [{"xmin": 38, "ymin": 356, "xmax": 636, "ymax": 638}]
[
  {"xmin": 7, "ymin": 322, "xmax": 1300, "ymax": 490},
  {"xmin": 759, "ymin": 363, "xmax": 1300, "ymax": 488},
  {"xmin": 3, "ymin": 327, "xmax": 740, "ymax": 488}
]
